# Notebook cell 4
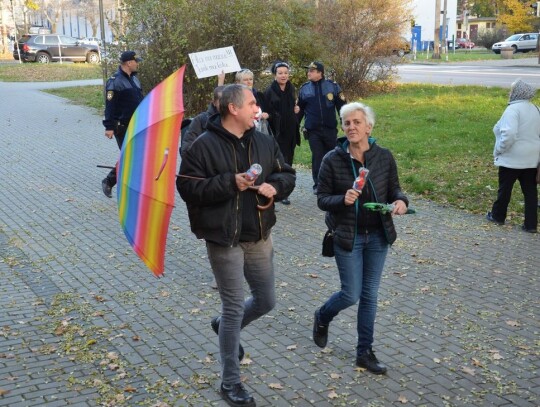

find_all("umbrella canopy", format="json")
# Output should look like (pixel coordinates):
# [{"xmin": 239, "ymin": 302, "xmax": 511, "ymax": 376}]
[{"xmin": 117, "ymin": 65, "xmax": 186, "ymax": 277}]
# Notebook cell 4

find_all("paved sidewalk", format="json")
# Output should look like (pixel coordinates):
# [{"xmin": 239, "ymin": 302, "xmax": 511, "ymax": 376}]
[{"xmin": 0, "ymin": 80, "xmax": 538, "ymax": 407}]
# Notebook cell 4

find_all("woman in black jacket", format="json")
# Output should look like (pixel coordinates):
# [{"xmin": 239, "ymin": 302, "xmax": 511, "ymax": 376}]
[
  {"xmin": 312, "ymin": 102, "xmax": 409, "ymax": 375},
  {"xmin": 264, "ymin": 62, "xmax": 300, "ymax": 205}
]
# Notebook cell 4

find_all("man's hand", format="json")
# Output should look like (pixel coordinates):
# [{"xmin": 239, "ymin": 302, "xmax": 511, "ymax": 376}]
[
  {"xmin": 344, "ymin": 188, "xmax": 360, "ymax": 206},
  {"xmin": 256, "ymin": 182, "xmax": 276, "ymax": 198},
  {"xmin": 235, "ymin": 173, "xmax": 254, "ymax": 191},
  {"xmin": 105, "ymin": 130, "xmax": 114, "ymax": 139}
]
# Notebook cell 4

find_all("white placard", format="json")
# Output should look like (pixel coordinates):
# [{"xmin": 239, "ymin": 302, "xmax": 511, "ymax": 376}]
[{"xmin": 188, "ymin": 46, "xmax": 241, "ymax": 79}]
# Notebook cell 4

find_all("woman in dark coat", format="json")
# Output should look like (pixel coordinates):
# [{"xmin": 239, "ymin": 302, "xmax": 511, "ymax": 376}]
[
  {"xmin": 312, "ymin": 102, "xmax": 409, "ymax": 374},
  {"xmin": 264, "ymin": 62, "xmax": 300, "ymax": 205}
]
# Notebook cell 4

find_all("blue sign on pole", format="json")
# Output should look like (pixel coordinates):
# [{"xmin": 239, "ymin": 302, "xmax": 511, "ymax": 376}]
[{"xmin": 411, "ymin": 26, "xmax": 422, "ymax": 51}]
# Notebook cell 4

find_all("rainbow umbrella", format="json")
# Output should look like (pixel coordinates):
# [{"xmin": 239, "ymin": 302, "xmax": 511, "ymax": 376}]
[{"xmin": 117, "ymin": 65, "xmax": 186, "ymax": 277}]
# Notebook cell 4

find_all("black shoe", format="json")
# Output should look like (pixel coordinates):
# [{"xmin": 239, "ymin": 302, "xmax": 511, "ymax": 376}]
[
  {"xmin": 312, "ymin": 309, "xmax": 329, "ymax": 348},
  {"xmin": 356, "ymin": 349, "xmax": 387, "ymax": 375},
  {"xmin": 281, "ymin": 198, "xmax": 290, "ymax": 205},
  {"xmin": 521, "ymin": 225, "xmax": 537, "ymax": 233},
  {"xmin": 220, "ymin": 383, "xmax": 256, "ymax": 407},
  {"xmin": 211, "ymin": 317, "xmax": 245, "ymax": 361},
  {"xmin": 313, "ymin": 186, "xmax": 318, "ymax": 195},
  {"xmin": 101, "ymin": 179, "xmax": 112, "ymax": 198},
  {"xmin": 486, "ymin": 211, "xmax": 504, "ymax": 225}
]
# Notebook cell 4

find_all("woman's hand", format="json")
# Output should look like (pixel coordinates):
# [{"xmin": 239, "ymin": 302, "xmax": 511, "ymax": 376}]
[
  {"xmin": 392, "ymin": 200, "xmax": 407, "ymax": 215},
  {"xmin": 261, "ymin": 112, "xmax": 269, "ymax": 120},
  {"xmin": 344, "ymin": 188, "xmax": 360, "ymax": 206}
]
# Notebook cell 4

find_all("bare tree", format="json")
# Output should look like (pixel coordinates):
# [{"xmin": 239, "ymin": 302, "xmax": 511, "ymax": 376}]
[{"xmin": 315, "ymin": 0, "xmax": 413, "ymax": 97}]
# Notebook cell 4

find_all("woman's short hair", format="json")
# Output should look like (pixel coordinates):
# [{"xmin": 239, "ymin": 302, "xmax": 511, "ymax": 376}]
[
  {"xmin": 340, "ymin": 102, "xmax": 376, "ymax": 127},
  {"xmin": 235, "ymin": 69, "xmax": 254, "ymax": 83},
  {"xmin": 219, "ymin": 84, "xmax": 249, "ymax": 118}
]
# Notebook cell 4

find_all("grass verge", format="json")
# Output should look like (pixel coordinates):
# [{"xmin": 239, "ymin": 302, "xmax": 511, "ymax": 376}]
[
  {"xmin": 45, "ymin": 85, "xmax": 104, "ymax": 112},
  {"xmin": 0, "ymin": 63, "xmax": 101, "ymax": 82},
  {"xmin": 409, "ymin": 49, "xmax": 538, "ymax": 63}
]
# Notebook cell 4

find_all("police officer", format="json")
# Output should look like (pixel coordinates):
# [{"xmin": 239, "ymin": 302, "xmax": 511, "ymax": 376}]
[
  {"xmin": 101, "ymin": 50, "xmax": 144, "ymax": 198},
  {"xmin": 296, "ymin": 61, "xmax": 346, "ymax": 194}
]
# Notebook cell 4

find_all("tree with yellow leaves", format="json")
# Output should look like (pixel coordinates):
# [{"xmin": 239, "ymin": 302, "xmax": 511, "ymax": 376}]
[{"xmin": 497, "ymin": 0, "xmax": 535, "ymax": 33}]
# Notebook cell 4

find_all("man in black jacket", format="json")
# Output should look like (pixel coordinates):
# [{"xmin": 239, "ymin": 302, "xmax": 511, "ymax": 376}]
[{"xmin": 177, "ymin": 84, "xmax": 295, "ymax": 407}]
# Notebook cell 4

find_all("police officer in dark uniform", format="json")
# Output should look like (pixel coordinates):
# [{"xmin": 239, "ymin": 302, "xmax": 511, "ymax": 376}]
[
  {"xmin": 101, "ymin": 50, "xmax": 144, "ymax": 198},
  {"xmin": 296, "ymin": 61, "xmax": 346, "ymax": 194}
]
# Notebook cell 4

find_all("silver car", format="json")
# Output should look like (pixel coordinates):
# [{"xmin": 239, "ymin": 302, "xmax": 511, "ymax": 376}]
[{"xmin": 492, "ymin": 33, "xmax": 539, "ymax": 54}]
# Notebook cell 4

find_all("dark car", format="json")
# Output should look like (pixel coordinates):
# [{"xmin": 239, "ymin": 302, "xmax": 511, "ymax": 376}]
[{"xmin": 13, "ymin": 34, "xmax": 100, "ymax": 64}]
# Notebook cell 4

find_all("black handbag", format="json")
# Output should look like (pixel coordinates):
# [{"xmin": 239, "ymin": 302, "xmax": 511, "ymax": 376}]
[{"xmin": 322, "ymin": 230, "xmax": 335, "ymax": 257}]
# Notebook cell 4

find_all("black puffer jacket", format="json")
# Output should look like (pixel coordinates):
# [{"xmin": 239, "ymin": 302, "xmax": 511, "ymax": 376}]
[
  {"xmin": 177, "ymin": 116, "xmax": 296, "ymax": 247},
  {"xmin": 317, "ymin": 137, "xmax": 408, "ymax": 248}
]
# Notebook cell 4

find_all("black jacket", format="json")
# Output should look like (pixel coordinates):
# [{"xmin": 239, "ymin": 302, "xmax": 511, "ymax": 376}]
[
  {"xmin": 296, "ymin": 78, "xmax": 345, "ymax": 131},
  {"xmin": 103, "ymin": 67, "xmax": 143, "ymax": 130},
  {"xmin": 177, "ymin": 116, "xmax": 296, "ymax": 247},
  {"xmin": 317, "ymin": 137, "xmax": 408, "ymax": 248}
]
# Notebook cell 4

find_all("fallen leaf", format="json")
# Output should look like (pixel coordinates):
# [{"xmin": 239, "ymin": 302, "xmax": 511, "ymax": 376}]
[
  {"xmin": 330, "ymin": 373, "xmax": 341, "ymax": 379},
  {"xmin": 471, "ymin": 358, "xmax": 483, "ymax": 367},
  {"xmin": 398, "ymin": 395, "xmax": 408, "ymax": 403},
  {"xmin": 0, "ymin": 389, "xmax": 10, "ymax": 396},
  {"xmin": 462, "ymin": 366, "xmax": 475, "ymax": 376},
  {"xmin": 420, "ymin": 286, "xmax": 430, "ymax": 292},
  {"xmin": 505, "ymin": 320, "xmax": 520, "ymax": 327},
  {"xmin": 240, "ymin": 357, "xmax": 253, "ymax": 365},
  {"xmin": 132, "ymin": 335, "xmax": 140, "ymax": 341},
  {"xmin": 307, "ymin": 273, "xmax": 318, "ymax": 278},
  {"xmin": 93, "ymin": 295, "xmax": 106, "ymax": 302},
  {"xmin": 124, "ymin": 385, "xmax": 137, "ymax": 393},
  {"xmin": 269, "ymin": 383, "xmax": 283, "ymax": 390},
  {"xmin": 328, "ymin": 390, "xmax": 338, "ymax": 399},
  {"xmin": 286, "ymin": 344, "xmax": 297, "ymax": 350},
  {"xmin": 433, "ymin": 358, "xmax": 441, "ymax": 364}
]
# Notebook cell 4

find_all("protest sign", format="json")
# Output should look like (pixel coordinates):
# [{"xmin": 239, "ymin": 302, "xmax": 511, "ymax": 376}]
[{"xmin": 188, "ymin": 46, "xmax": 241, "ymax": 79}]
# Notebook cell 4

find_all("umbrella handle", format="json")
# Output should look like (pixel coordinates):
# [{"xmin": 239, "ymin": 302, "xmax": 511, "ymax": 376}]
[
  {"xmin": 248, "ymin": 186, "xmax": 274, "ymax": 211},
  {"xmin": 155, "ymin": 148, "xmax": 169, "ymax": 181}
]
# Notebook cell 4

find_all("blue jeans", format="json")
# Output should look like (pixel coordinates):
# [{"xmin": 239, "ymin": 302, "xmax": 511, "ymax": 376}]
[
  {"xmin": 206, "ymin": 237, "xmax": 276, "ymax": 385},
  {"xmin": 318, "ymin": 231, "xmax": 389, "ymax": 353}
]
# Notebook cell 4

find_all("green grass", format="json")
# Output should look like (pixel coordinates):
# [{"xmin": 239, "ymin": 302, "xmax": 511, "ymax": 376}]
[
  {"xmin": 294, "ymin": 84, "xmax": 539, "ymax": 224},
  {"xmin": 0, "ymin": 63, "xmax": 101, "ymax": 82},
  {"xmin": 45, "ymin": 85, "xmax": 104, "ymax": 112}
]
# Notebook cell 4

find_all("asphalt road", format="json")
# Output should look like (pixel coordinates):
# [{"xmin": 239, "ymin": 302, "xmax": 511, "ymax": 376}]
[{"xmin": 397, "ymin": 57, "xmax": 540, "ymax": 88}]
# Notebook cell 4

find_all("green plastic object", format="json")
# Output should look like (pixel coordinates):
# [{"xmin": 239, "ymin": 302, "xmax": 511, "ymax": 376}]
[{"xmin": 363, "ymin": 202, "xmax": 416, "ymax": 214}]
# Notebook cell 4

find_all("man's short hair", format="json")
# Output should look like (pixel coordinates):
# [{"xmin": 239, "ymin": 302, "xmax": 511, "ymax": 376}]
[{"xmin": 219, "ymin": 84, "xmax": 249, "ymax": 118}]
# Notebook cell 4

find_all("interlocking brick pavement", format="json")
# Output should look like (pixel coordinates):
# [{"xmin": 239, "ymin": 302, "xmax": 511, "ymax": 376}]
[{"xmin": 0, "ymin": 79, "xmax": 538, "ymax": 406}]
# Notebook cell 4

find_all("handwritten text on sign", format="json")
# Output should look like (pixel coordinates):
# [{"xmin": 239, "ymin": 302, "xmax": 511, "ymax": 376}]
[{"xmin": 189, "ymin": 47, "xmax": 241, "ymax": 79}]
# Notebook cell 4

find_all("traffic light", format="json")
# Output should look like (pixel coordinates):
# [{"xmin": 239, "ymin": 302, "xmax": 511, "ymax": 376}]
[{"xmin": 532, "ymin": 1, "xmax": 540, "ymax": 17}]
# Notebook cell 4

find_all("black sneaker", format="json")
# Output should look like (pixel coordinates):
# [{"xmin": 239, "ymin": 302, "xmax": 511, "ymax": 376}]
[
  {"xmin": 356, "ymin": 349, "xmax": 387, "ymax": 375},
  {"xmin": 101, "ymin": 179, "xmax": 112, "ymax": 198},
  {"xmin": 312, "ymin": 309, "xmax": 329, "ymax": 348},
  {"xmin": 281, "ymin": 198, "xmax": 291, "ymax": 205},
  {"xmin": 486, "ymin": 211, "xmax": 504, "ymax": 225},
  {"xmin": 220, "ymin": 383, "xmax": 256, "ymax": 407},
  {"xmin": 211, "ymin": 317, "xmax": 245, "ymax": 361}
]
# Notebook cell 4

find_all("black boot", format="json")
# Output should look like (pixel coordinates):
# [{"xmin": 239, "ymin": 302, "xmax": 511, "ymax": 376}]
[
  {"xmin": 220, "ymin": 383, "xmax": 256, "ymax": 407},
  {"xmin": 312, "ymin": 309, "xmax": 329, "ymax": 348},
  {"xmin": 211, "ymin": 316, "xmax": 245, "ymax": 361},
  {"xmin": 356, "ymin": 349, "xmax": 387, "ymax": 375}
]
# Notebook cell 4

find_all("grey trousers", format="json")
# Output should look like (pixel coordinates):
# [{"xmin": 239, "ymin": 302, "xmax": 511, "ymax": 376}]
[{"xmin": 206, "ymin": 236, "xmax": 276, "ymax": 385}]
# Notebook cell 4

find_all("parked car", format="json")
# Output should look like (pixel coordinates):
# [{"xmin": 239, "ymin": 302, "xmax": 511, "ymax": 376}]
[
  {"xmin": 13, "ymin": 34, "xmax": 100, "ymax": 64},
  {"xmin": 456, "ymin": 38, "xmax": 475, "ymax": 49},
  {"xmin": 491, "ymin": 33, "xmax": 539, "ymax": 54}
]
